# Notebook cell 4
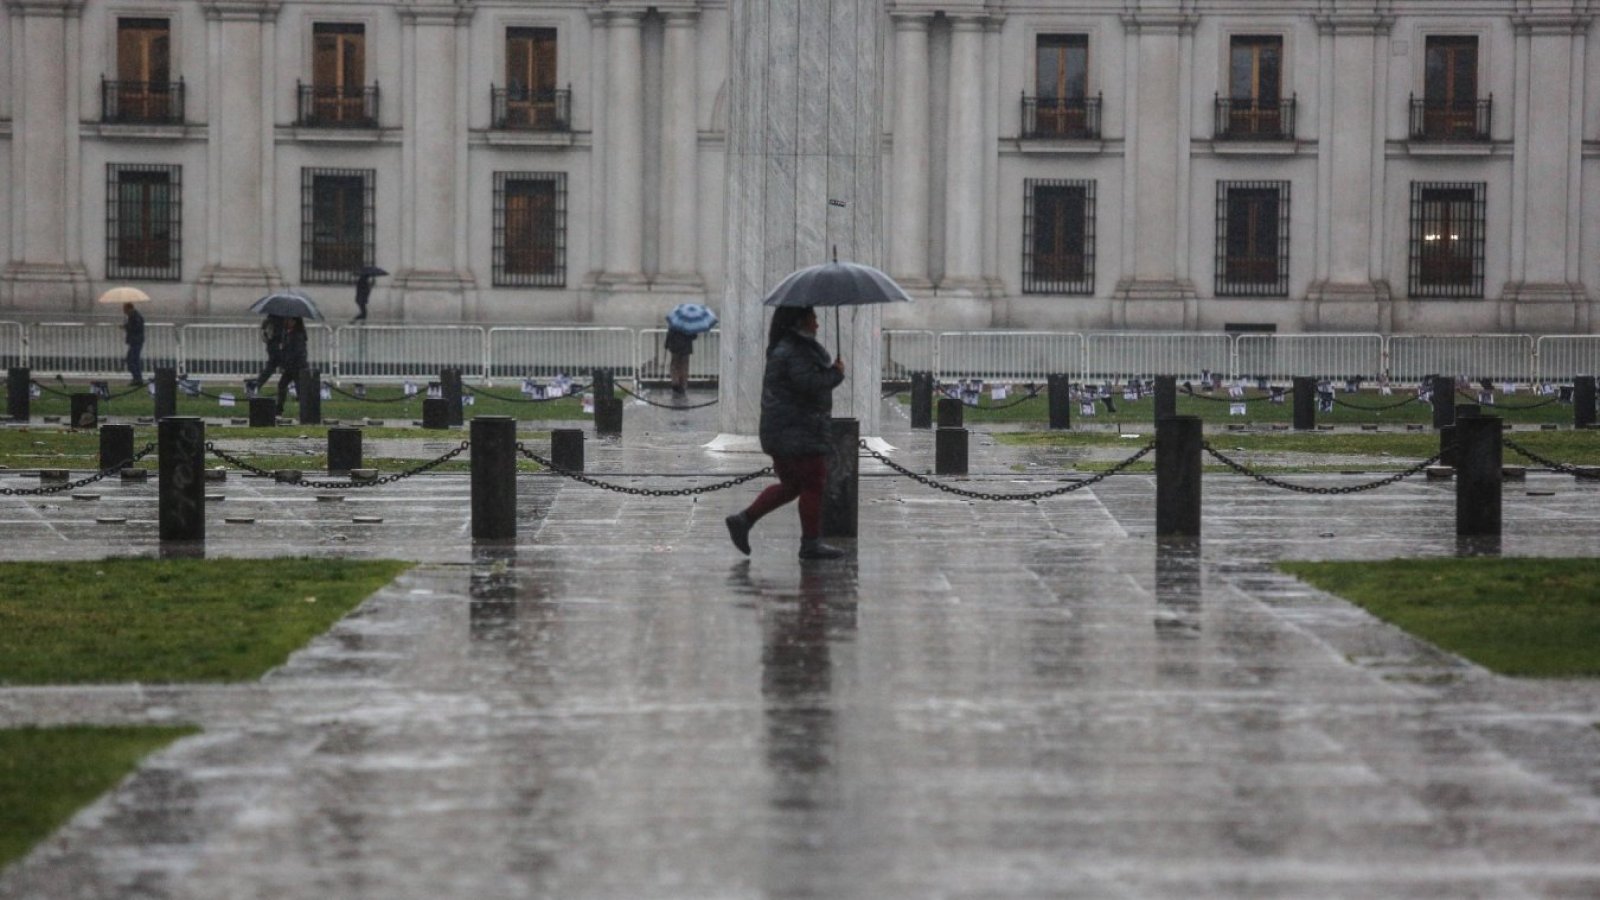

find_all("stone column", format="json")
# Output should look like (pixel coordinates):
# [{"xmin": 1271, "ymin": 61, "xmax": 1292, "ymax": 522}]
[
  {"xmin": 1307, "ymin": 13, "xmax": 1392, "ymax": 330},
  {"xmin": 395, "ymin": 2, "xmax": 475, "ymax": 321},
  {"xmin": 1503, "ymin": 14, "xmax": 1590, "ymax": 332},
  {"xmin": 2, "ymin": 0, "xmax": 90, "ymax": 310},
  {"xmin": 889, "ymin": 13, "xmax": 930, "ymax": 288},
  {"xmin": 603, "ymin": 10, "xmax": 646, "ymax": 285},
  {"xmin": 715, "ymin": 0, "xmax": 886, "ymax": 445},
  {"xmin": 941, "ymin": 16, "xmax": 986, "ymax": 295},
  {"xmin": 658, "ymin": 11, "xmax": 702, "ymax": 287},
  {"xmin": 1113, "ymin": 9, "xmax": 1198, "ymax": 327}
]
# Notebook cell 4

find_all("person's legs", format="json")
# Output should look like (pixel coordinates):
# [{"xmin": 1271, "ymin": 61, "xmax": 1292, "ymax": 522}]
[
  {"xmin": 726, "ymin": 456, "xmax": 806, "ymax": 555},
  {"xmin": 275, "ymin": 367, "xmax": 297, "ymax": 414},
  {"xmin": 127, "ymin": 344, "xmax": 143, "ymax": 385},
  {"xmin": 669, "ymin": 353, "xmax": 689, "ymax": 395}
]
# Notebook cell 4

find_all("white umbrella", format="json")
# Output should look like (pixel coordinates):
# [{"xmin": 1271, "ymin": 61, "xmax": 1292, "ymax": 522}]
[{"xmin": 97, "ymin": 286, "xmax": 151, "ymax": 304}]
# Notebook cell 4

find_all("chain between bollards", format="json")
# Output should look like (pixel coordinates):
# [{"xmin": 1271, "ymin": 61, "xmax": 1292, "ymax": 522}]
[
  {"xmin": 860, "ymin": 439, "xmax": 1154, "ymax": 501},
  {"xmin": 0, "ymin": 444, "xmax": 156, "ymax": 495},
  {"xmin": 1201, "ymin": 443, "xmax": 1445, "ymax": 494},
  {"xmin": 616, "ymin": 382, "xmax": 720, "ymax": 410},
  {"xmin": 204, "ymin": 441, "xmax": 469, "ymax": 488},
  {"xmin": 1504, "ymin": 437, "xmax": 1600, "ymax": 479},
  {"xmin": 515, "ymin": 443, "xmax": 772, "ymax": 496}
]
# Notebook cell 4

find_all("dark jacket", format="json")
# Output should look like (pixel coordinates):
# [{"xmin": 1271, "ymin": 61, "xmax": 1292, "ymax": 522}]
[
  {"xmin": 281, "ymin": 325, "xmax": 309, "ymax": 371},
  {"xmin": 123, "ymin": 309, "xmax": 145, "ymax": 345},
  {"xmin": 664, "ymin": 328, "xmax": 695, "ymax": 356},
  {"xmin": 759, "ymin": 331, "xmax": 844, "ymax": 457}
]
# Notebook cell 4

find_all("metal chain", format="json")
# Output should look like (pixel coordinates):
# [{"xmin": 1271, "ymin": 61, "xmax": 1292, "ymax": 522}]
[
  {"xmin": 465, "ymin": 383, "xmax": 591, "ymax": 404},
  {"xmin": 515, "ymin": 443, "xmax": 771, "ymax": 496},
  {"xmin": 1451, "ymin": 388, "xmax": 1561, "ymax": 411},
  {"xmin": 327, "ymin": 384, "xmax": 421, "ymax": 404},
  {"xmin": 1332, "ymin": 394, "xmax": 1420, "ymax": 411},
  {"xmin": 616, "ymin": 383, "xmax": 720, "ymax": 410},
  {"xmin": 0, "ymin": 443, "xmax": 156, "ymax": 496},
  {"xmin": 1182, "ymin": 387, "xmax": 1283, "ymax": 404},
  {"xmin": 204, "ymin": 440, "xmax": 470, "ymax": 488},
  {"xmin": 936, "ymin": 384, "xmax": 1045, "ymax": 411},
  {"xmin": 860, "ymin": 439, "xmax": 1155, "ymax": 501},
  {"xmin": 29, "ymin": 379, "xmax": 77, "ymax": 398},
  {"xmin": 1201, "ymin": 442, "xmax": 1443, "ymax": 494},
  {"xmin": 1503, "ymin": 437, "xmax": 1600, "ymax": 478}
]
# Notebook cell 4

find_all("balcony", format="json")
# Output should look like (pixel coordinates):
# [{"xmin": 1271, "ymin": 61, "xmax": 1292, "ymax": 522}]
[
  {"xmin": 1020, "ymin": 93, "xmax": 1101, "ymax": 141},
  {"xmin": 492, "ymin": 85, "xmax": 571, "ymax": 132},
  {"xmin": 1214, "ymin": 95, "xmax": 1295, "ymax": 141},
  {"xmin": 296, "ymin": 82, "xmax": 380, "ymax": 129},
  {"xmin": 101, "ymin": 78, "xmax": 185, "ymax": 125},
  {"xmin": 1410, "ymin": 95, "xmax": 1491, "ymax": 142}
]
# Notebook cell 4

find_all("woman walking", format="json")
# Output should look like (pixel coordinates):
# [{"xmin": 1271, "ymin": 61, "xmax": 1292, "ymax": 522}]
[
  {"xmin": 725, "ymin": 306, "xmax": 847, "ymax": 560},
  {"xmin": 274, "ymin": 317, "xmax": 308, "ymax": 416}
]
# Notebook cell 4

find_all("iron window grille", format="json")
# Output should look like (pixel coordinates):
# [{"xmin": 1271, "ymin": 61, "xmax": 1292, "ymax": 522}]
[
  {"xmin": 1409, "ymin": 94, "xmax": 1491, "ymax": 142},
  {"xmin": 1409, "ymin": 182, "xmax": 1485, "ymax": 298},
  {"xmin": 1022, "ymin": 179, "xmax": 1095, "ymax": 295},
  {"xmin": 296, "ymin": 81, "xmax": 380, "ymax": 128},
  {"xmin": 301, "ymin": 168, "xmax": 375, "ymax": 284},
  {"xmin": 101, "ymin": 77, "xmax": 185, "ymax": 124},
  {"xmin": 1215, "ymin": 181, "xmax": 1290, "ymax": 297},
  {"xmin": 491, "ymin": 85, "xmax": 572, "ymax": 131},
  {"xmin": 106, "ymin": 163, "xmax": 182, "ymax": 280},
  {"xmin": 1020, "ymin": 93, "xmax": 1102, "ymax": 140},
  {"xmin": 493, "ymin": 172, "xmax": 567, "ymax": 287},
  {"xmin": 1214, "ymin": 94, "xmax": 1296, "ymax": 140}
]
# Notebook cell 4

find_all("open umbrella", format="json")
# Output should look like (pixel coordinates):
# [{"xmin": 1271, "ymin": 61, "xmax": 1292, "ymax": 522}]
[
  {"xmin": 249, "ymin": 290, "xmax": 323, "ymax": 321},
  {"xmin": 762, "ymin": 252, "xmax": 911, "ymax": 346},
  {"xmin": 97, "ymin": 286, "xmax": 151, "ymax": 304},
  {"xmin": 665, "ymin": 303, "xmax": 718, "ymax": 334},
  {"xmin": 357, "ymin": 266, "xmax": 389, "ymax": 278}
]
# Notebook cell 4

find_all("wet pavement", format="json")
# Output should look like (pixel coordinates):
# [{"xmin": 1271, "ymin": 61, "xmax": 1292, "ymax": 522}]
[{"xmin": 4, "ymin": 394, "xmax": 1600, "ymax": 898}]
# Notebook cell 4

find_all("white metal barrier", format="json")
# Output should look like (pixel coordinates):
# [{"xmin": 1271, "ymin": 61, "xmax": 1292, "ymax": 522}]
[
  {"xmin": 335, "ymin": 325, "xmax": 487, "ymax": 381},
  {"xmin": 1535, "ymin": 335, "xmax": 1600, "ymax": 380},
  {"xmin": 180, "ymin": 323, "xmax": 336, "ymax": 379},
  {"xmin": 27, "ymin": 321, "xmax": 181, "ymax": 378},
  {"xmin": 1084, "ymin": 332, "xmax": 1233, "ymax": 381},
  {"xmin": 487, "ymin": 326, "xmax": 636, "ymax": 381},
  {"xmin": 0, "ymin": 321, "xmax": 24, "ymax": 368},
  {"xmin": 935, "ymin": 331, "xmax": 1085, "ymax": 381},
  {"xmin": 1387, "ymin": 334, "xmax": 1537, "ymax": 383},
  {"xmin": 638, "ymin": 328, "xmax": 720, "ymax": 381},
  {"xmin": 1235, "ymin": 333, "xmax": 1385, "ymax": 381},
  {"xmin": 882, "ymin": 330, "xmax": 938, "ymax": 379}
]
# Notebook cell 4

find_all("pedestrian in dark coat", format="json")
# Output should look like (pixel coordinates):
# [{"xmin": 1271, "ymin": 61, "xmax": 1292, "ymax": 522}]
[
  {"xmin": 353, "ymin": 272, "xmax": 374, "ymax": 322},
  {"xmin": 725, "ymin": 305, "xmax": 847, "ymax": 560},
  {"xmin": 254, "ymin": 315, "xmax": 285, "ymax": 398},
  {"xmin": 274, "ymin": 317, "xmax": 309, "ymax": 415},
  {"xmin": 663, "ymin": 326, "xmax": 695, "ymax": 397},
  {"xmin": 122, "ymin": 303, "xmax": 145, "ymax": 386}
]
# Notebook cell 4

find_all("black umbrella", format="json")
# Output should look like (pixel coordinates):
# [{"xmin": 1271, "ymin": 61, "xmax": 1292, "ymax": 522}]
[
  {"xmin": 358, "ymin": 266, "xmax": 389, "ymax": 278},
  {"xmin": 762, "ymin": 251, "xmax": 911, "ymax": 347},
  {"xmin": 249, "ymin": 290, "xmax": 323, "ymax": 321}
]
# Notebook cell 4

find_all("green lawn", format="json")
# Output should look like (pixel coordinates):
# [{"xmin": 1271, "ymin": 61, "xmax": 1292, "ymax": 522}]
[
  {"xmin": 0, "ymin": 725, "xmax": 197, "ymax": 868},
  {"xmin": 1280, "ymin": 558, "xmax": 1600, "ymax": 677},
  {"xmin": 0, "ymin": 558, "xmax": 411, "ymax": 684}
]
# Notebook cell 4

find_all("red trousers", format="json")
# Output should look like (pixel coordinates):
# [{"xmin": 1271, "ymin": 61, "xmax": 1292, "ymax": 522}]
[{"xmin": 743, "ymin": 454, "xmax": 827, "ymax": 539}]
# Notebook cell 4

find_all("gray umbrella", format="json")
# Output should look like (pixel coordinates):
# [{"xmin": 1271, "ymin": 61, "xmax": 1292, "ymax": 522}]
[
  {"xmin": 249, "ymin": 290, "xmax": 323, "ymax": 321},
  {"xmin": 762, "ymin": 256, "xmax": 911, "ymax": 348}
]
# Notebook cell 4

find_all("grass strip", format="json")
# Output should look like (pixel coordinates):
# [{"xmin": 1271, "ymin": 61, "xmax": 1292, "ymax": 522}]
[
  {"xmin": 0, "ymin": 558, "xmax": 410, "ymax": 684},
  {"xmin": 0, "ymin": 725, "xmax": 197, "ymax": 869},
  {"xmin": 1280, "ymin": 558, "xmax": 1600, "ymax": 677}
]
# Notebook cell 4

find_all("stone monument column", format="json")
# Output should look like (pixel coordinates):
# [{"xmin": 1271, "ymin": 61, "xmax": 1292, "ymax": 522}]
[
  {"xmin": 715, "ymin": 0, "xmax": 886, "ymax": 445},
  {"xmin": 941, "ymin": 16, "xmax": 986, "ymax": 296},
  {"xmin": 395, "ymin": 2, "xmax": 475, "ymax": 320},
  {"xmin": 658, "ymin": 10, "xmax": 702, "ymax": 289},
  {"xmin": 1503, "ymin": 13, "xmax": 1590, "ymax": 332},
  {"xmin": 1113, "ymin": 8, "xmax": 1198, "ymax": 327},
  {"xmin": 888, "ymin": 12, "xmax": 930, "ymax": 289},
  {"xmin": 2, "ymin": 0, "xmax": 90, "ymax": 310},
  {"xmin": 603, "ymin": 10, "xmax": 646, "ymax": 286}
]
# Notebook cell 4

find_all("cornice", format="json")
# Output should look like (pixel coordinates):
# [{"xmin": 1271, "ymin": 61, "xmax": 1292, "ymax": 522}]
[
  {"xmin": 199, "ymin": 0, "xmax": 282, "ymax": 23},
  {"xmin": 1312, "ymin": 14, "xmax": 1394, "ymax": 36},
  {"xmin": 399, "ymin": 1, "xmax": 476, "ymax": 26},
  {"xmin": 4, "ymin": 0, "xmax": 86, "ymax": 18},
  {"xmin": 1511, "ymin": 13, "xmax": 1593, "ymax": 35},
  {"xmin": 1120, "ymin": 12, "xmax": 1199, "ymax": 35}
]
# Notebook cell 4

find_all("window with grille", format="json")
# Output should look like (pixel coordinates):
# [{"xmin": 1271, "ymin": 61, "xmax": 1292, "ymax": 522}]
[
  {"xmin": 1409, "ymin": 182, "xmax": 1485, "ymax": 298},
  {"xmin": 1022, "ymin": 179, "xmax": 1094, "ymax": 295},
  {"xmin": 301, "ymin": 168, "xmax": 374, "ymax": 283},
  {"xmin": 1215, "ymin": 181, "xmax": 1289, "ymax": 296},
  {"xmin": 493, "ymin": 172, "xmax": 566, "ymax": 287},
  {"xmin": 106, "ymin": 164, "xmax": 181, "ymax": 280}
]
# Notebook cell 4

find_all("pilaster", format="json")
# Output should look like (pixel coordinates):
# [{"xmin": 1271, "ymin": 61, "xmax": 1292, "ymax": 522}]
[
  {"xmin": 940, "ymin": 15, "xmax": 989, "ymax": 297},
  {"xmin": 657, "ymin": 10, "xmax": 704, "ymax": 289},
  {"xmin": 601, "ymin": 10, "xmax": 647, "ymax": 287},
  {"xmin": 889, "ymin": 13, "xmax": 931, "ymax": 289}
]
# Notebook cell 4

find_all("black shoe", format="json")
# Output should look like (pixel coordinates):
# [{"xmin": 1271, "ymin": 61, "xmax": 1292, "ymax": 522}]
[
  {"xmin": 725, "ymin": 512, "xmax": 752, "ymax": 556},
  {"xmin": 798, "ymin": 539, "xmax": 845, "ymax": 560}
]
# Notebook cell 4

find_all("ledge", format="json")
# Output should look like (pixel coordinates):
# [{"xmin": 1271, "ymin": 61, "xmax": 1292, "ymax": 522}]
[
  {"xmin": 276, "ymin": 126, "xmax": 399, "ymax": 145},
  {"xmin": 1204, "ymin": 139, "xmax": 1308, "ymax": 157},
  {"xmin": 1402, "ymin": 141, "xmax": 1497, "ymax": 157},
  {"xmin": 83, "ymin": 122, "xmax": 207, "ymax": 142},
  {"xmin": 1009, "ymin": 138, "xmax": 1110, "ymax": 156},
  {"xmin": 477, "ymin": 129, "xmax": 579, "ymax": 149}
]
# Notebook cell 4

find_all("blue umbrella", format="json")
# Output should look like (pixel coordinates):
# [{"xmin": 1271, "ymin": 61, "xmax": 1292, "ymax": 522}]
[
  {"xmin": 666, "ymin": 303, "xmax": 718, "ymax": 334},
  {"xmin": 249, "ymin": 290, "xmax": 323, "ymax": 321}
]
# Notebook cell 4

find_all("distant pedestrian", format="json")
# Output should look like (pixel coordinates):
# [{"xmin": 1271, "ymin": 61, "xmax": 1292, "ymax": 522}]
[
  {"xmin": 353, "ymin": 271, "xmax": 375, "ymax": 322},
  {"xmin": 663, "ymin": 326, "xmax": 696, "ymax": 397},
  {"xmin": 122, "ymin": 303, "xmax": 145, "ymax": 386},
  {"xmin": 275, "ymin": 317, "xmax": 308, "ymax": 416},
  {"xmin": 725, "ymin": 305, "xmax": 847, "ymax": 561},
  {"xmin": 254, "ymin": 314, "xmax": 285, "ymax": 398}
]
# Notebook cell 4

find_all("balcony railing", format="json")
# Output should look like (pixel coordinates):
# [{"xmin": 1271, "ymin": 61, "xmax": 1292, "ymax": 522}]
[
  {"xmin": 1409, "ymin": 95, "xmax": 1492, "ymax": 142},
  {"xmin": 491, "ymin": 85, "xmax": 571, "ymax": 132},
  {"xmin": 101, "ymin": 78, "xmax": 185, "ymax": 125},
  {"xmin": 296, "ymin": 81, "xmax": 380, "ymax": 128},
  {"xmin": 1214, "ymin": 95, "xmax": 1295, "ymax": 141},
  {"xmin": 1020, "ymin": 93, "xmax": 1101, "ymax": 140}
]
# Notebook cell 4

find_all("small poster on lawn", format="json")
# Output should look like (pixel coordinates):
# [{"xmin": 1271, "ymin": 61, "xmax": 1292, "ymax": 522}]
[
  {"xmin": 462, "ymin": 394, "xmax": 475, "ymax": 407},
  {"xmin": 1230, "ymin": 403, "xmax": 1247, "ymax": 416},
  {"xmin": 91, "ymin": 381, "xmax": 109, "ymax": 398},
  {"xmin": 1079, "ymin": 401, "xmax": 1096, "ymax": 417},
  {"xmin": 1228, "ymin": 385, "xmax": 1244, "ymax": 398},
  {"xmin": 521, "ymin": 378, "xmax": 539, "ymax": 397},
  {"xmin": 426, "ymin": 382, "xmax": 442, "ymax": 399},
  {"xmin": 403, "ymin": 381, "xmax": 418, "ymax": 397},
  {"xmin": 218, "ymin": 393, "xmax": 235, "ymax": 407},
  {"xmin": 1270, "ymin": 388, "xmax": 1285, "ymax": 405},
  {"xmin": 1478, "ymin": 391, "xmax": 1494, "ymax": 405},
  {"xmin": 991, "ymin": 385, "xmax": 1008, "ymax": 401},
  {"xmin": 28, "ymin": 383, "xmax": 40, "ymax": 398},
  {"xmin": 320, "ymin": 384, "xmax": 332, "ymax": 400},
  {"xmin": 354, "ymin": 383, "xmax": 368, "ymax": 399},
  {"xmin": 582, "ymin": 394, "xmax": 595, "ymax": 415},
  {"xmin": 1380, "ymin": 385, "xmax": 1393, "ymax": 396},
  {"xmin": 1501, "ymin": 382, "xmax": 1518, "ymax": 394}
]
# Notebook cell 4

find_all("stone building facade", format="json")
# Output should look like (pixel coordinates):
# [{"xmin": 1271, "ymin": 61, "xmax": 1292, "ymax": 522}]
[{"xmin": 2, "ymin": 0, "xmax": 1597, "ymax": 334}]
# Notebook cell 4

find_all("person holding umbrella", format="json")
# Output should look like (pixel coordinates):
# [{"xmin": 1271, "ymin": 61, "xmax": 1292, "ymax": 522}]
[
  {"xmin": 663, "ymin": 303, "xmax": 718, "ymax": 399},
  {"xmin": 274, "ymin": 317, "xmax": 308, "ymax": 416},
  {"xmin": 352, "ymin": 266, "xmax": 386, "ymax": 322},
  {"xmin": 254, "ymin": 315, "xmax": 285, "ymax": 398},
  {"xmin": 122, "ymin": 302, "xmax": 146, "ymax": 386},
  {"xmin": 725, "ymin": 305, "xmax": 847, "ymax": 561}
]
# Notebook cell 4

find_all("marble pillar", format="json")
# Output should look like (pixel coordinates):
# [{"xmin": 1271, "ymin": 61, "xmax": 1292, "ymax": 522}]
[
  {"xmin": 889, "ymin": 13, "xmax": 929, "ymax": 289},
  {"xmin": 658, "ymin": 11, "xmax": 701, "ymax": 287},
  {"xmin": 2, "ymin": 0, "xmax": 89, "ymax": 310},
  {"xmin": 716, "ymin": 0, "xmax": 886, "ymax": 444},
  {"xmin": 603, "ymin": 11, "xmax": 646, "ymax": 285},
  {"xmin": 941, "ymin": 16, "xmax": 986, "ymax": 295}
]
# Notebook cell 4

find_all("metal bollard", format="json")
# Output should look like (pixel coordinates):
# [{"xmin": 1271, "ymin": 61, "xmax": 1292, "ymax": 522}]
[
  {"xmin": 99, "ymin": 423, "xmax": 134, "ymax": 471},
  {"xmin": 298, "ymin": 368, "xmax": 322, "ymax": 425},
  {"xmin": 327, "ymin": 426, "xmax": 362, "ymax": 474},
  {"xmin": 7, "ymin": 367, "xmax": 29, "ymax": 421},
  {"xmin": 1441, "ymin": 403, "xmax": 1479, "ymax": 469},
  {"xmin": 823, "ymin": 417, "xmax": 859, "ymax": 538},
  {"xmin": 909, "ymin": 372, "xmax": 933, "ymax": 429},
  {"xmin": 1430, "ymin": 375, "xmax": 1456, "ymax": 430},
  {"xmin": 1156, "ymin": 415, "xmax": 1203, "ymax": 538},
  {"xmin": 1456, "ymin": 414, "xmax": 1502, "ymax": 536},
  {"xmin": 1047, "ymin": 373, "xmax": 1072, "ymax": 430},
  {"xmin": 249, "ymin": 396, "xmax": 276, "ymax": 427},
  {"xmin": 594, "ymin": 396, "xmax": 623, "ymax": 437},
  {"xmin": 471, "ymin": 416, "xmax": 517, "ymax": 541},
  {"xmin": 592, "ymin": 369, "xmax": 615, "ymax": 400},
  {"xmin": 551, "ymin": 428, "xmax": 584, "ymax": 471},
  {"xmin": 935, "ymin": 426, "xmax": 969, "ymax": 476},
  {"xmin": 1292, "ymin": 376, "xmax": 1316, "ymax": 431},
  {"xmin": 1154, "ymin": 376, "xmax": 1177, "ymax": 421},
  {"xmin": 422, "ymin": 398, "xmax": 451, "ymax": 429},
  {"xmin": 936, "ymin": 397, "xmax": 964, "ymax": 429},
  {"xmin": 1576, "ymin": 376, "xmax": 1597, "ymax": 429},
  {"xmin": 154, "ymin": 367, "xmax": 178, "ymax": 419},
  {"xmin": 158, "ymin": 416, "xmax": 205, "ymax": 542},
  {"xmin": 70, "ymin": 393, "xmax": 99, "ymax": 429},
  {"xmin": 440, "ymin": 368, "xmax": 464, "ymax": 427}
]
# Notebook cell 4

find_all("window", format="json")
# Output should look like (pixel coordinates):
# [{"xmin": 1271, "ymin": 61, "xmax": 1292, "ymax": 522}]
[
  {"xmin": 107, "ymin": 164, "xmax": 182, "ymax": 280},
  {"xmin": 494, "ymin": 172, "xmax": 567, "ymax": 287},
  {"xmin": 305, "ymin": 23, "xmax": 372, "ymax": 126},
  {"xmin": 494, "ymin": 28, "xmax": 569, "ymax": 130},
  {"xmin": 1025, "ymin": 35, "xmax": 1097, "ymax": 139},
  {"xmin": 1413, "ymin": 36, "xmax": 1487, "ymax": 140},
  {"xmin": 1022, "ymin": 179, "xmax": 1094, "ymax": 295},
  {"xmin": 109, "ymin": 18, "xmax": 178, "ymax": 123},
  {"xmin": 1409, "ymin": 182, "xmax": 1485, "ymax": 298},
  {"xmin": 1215, "ymin": 181, "xmax": 1289, "ymax": 296},
  {"xmin": 1218, "ymin": 36, "xmax": 1290, "ymax": 138},
  {"xmin": 302, "ymin": 168, "xmax": 374, "ymax": 283}
]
